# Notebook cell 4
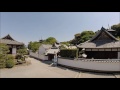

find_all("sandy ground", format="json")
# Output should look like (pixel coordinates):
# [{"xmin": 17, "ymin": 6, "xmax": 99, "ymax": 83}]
[{"xmin": 0, "ymin": 57, "xmax": 120, "ymax": 78}]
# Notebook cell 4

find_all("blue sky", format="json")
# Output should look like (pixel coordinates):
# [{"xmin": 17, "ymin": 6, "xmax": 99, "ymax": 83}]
[{"xmin": 0, "ymin": 12, "xmax": 120, "ymax": 45}]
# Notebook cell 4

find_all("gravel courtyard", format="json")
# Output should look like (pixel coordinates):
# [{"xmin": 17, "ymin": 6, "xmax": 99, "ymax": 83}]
[{"xmin": 0, "ymin": 57, "xmax": 120, "ymax": 78}]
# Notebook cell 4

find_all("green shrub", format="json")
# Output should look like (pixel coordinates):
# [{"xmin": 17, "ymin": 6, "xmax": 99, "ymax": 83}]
[
  {"xmin": 60, "ymin": 49, "xmax": 77, "ymax": 58},
  {"xmin": 0, "ymin": 59, "xmax": 6, "ymax": 68},
  {"xmin": 17, "ymin": 48, "xmax": 28, "ymax": 55},
  {"xmin": 0, "ymin": 63, "xmax": 6, "ymax": 68},
  {"xmin": 6, "ymin": 55, "xmax": 15, "ymax": 68},
  {"xmin": 21, "ymin": 56, "xmax": 25, "ymax": 61},
  {"xmin": 6, "ymin": 60, "xmax": 15, "ymax": 68},
  {"xmin": 7, "ymin": 54, "xmax": 14, "ymax": 60},
  {"xmin": 0, "ymin": 54, "xmax": 6, "ymax": 68},
  {"xmin": 15, "ymin": 54, "xmax": 22, "ymax": 59}
]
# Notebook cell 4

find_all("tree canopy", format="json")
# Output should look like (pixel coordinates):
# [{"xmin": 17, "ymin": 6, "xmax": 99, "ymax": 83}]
[
  {"xmin": 111, "ymin": 23, "xmax": 120, "ymax": 39},
  {"xmin": 28, "ymin": 41, "xmax": 41, "ymax": 52},
  {"xmin": 60, "ymin": 41, "xmax": 70, "ymax": 46},
  {"xmin": 80, "ymin": 31, "xmax": 95, "ymax": 43},
  {"xmin": 44, "ymin": 37, "xmax": 57, "ymax": 44},
  {"xmin": 70, "ymin": 31, "xmax": 95, "ymax": 45},
  {"xmin": 28, "ymin": 37, "xmax": 57, "ymax": 52}
]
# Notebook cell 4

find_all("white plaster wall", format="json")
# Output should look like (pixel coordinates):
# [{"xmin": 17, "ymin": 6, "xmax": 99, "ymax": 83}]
[
  {"xmin": 38, "ymin": 54, "xmax": 48, "ymax": 60},
  {"xmin": 58, "ymin": 58, "xmax": 120, "ymax": 71},
  {"xmin": 39, "ymin": 45, "xmax": 46, "ymax": 55},
  {"xmin": 30, "ymin": 52, "xmax": 48, "ymax": 60},
  {"xmin": 12, "ymin": 47, "xmax": 16, "ymax": 55}
]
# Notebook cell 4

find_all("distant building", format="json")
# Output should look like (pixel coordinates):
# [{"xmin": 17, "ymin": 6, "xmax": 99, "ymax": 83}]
[
  {"xmin": 106, "ymin": 27, "xmax": 116, "ymax": 36},
  {"xmin": 77, "ymin": 27, "xmax": 120, "ymax": 59},
  {"xmin": 96, "ymin": 27, "xmax": 116, "ymax": 36},
  {"xmin": 0, "ymin": 34, "xmax": 24, "ymax": 55},
  {"xmin": 39, "ymin": 44, "xmax": 52, "ymax": 55},
  {"xmin": 38, "ymin": 42, "xmax": 60, "ymax": 60}
]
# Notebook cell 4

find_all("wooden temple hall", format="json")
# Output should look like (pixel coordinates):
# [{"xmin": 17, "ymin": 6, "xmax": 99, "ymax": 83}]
[
  {"xmin": 0, "ymin": 34, "xmax": 24, "ymax": 55},
  {"xmin": 77, "ymin": 27, "xmax": 120, "ymax": 59}
]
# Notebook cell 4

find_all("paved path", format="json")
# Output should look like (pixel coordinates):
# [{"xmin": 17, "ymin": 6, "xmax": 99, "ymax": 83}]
[{"xmin": 0, "ymin": 57, "xmax": 120, "ymax": 78}]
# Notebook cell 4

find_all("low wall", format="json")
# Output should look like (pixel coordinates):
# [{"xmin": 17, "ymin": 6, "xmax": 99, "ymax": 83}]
[
  {"xmin": 58, "ymin": 58, "xmax": 120, "ymax": 72},
  {"xmin": 29, "ymin": 52, "xmax": 48, "ymax": 60}
]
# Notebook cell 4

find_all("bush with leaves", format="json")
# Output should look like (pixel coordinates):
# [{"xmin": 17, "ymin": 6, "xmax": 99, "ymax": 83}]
[
  {"xmin": 6, "ymin": 55, "xmax": 15, "ymax": 68},
  {"xmin": 17, "ymin": 46, "xmax": 28, "ymax": 55},
  {"xmin": 15, "ymin": 54, "xmax": 22, "ymax": 59},
  {"xmin": 0, "ymin": 54, "xmax": 6, "ymax": 68},
  {"xmin": 60, "ymin": 49, "xmax": 77, "ymax": 58},
  {"xmin": 16, "ymin": 46, "xmax": 28, "ymax": 62},
  {"xmin": 0, "ymin": 43, "xmax": 10, "ymax": 68},
  {"xmin": 6, "ymin": 60, "xmax": 15, "ymax": 68},
  {"xmin": 0, "ymin": 43, "xmax": 10, "ymax": 54}
]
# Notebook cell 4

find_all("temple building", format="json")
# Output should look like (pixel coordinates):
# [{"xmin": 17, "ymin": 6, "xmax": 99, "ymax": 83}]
[
  {"xmin": 38, "ymin": 42, "xmax": 60, "ymax": 60},
  {"xmin": 0, "ymin": 34, "xmax": 24, "ymax": 55},
  {"xmin": 77, "ymin": 27, "xmax": 120, "ymax": 59}
]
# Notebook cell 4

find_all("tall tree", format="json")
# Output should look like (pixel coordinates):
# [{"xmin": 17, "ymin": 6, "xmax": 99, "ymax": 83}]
[
  {"xmin": 28, "ymin": 37, "xmax": 57, "ymax": 52},
  {"xmin": 28, "ymin": 41, "xmax": 41, "ymax": 52},
  {"xmin": 45, "ymin": 37, "xmax": 57, "ymax": 45},
  {"xmin": 70, "ymin": 31, "xmax": 95, "ymax": 45},
  {"xmin": 111, "ymin": 23, "xmax": 120, "ymax": 38},
  {"xmin": 80, "ymin": 31, "xmax": 95, "ymax": 43}
]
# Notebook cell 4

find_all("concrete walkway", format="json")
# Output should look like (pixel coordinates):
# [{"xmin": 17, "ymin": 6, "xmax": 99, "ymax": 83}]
[{"xmin": 0, "ymin": 57, "xmax": 120, "ymax": 78}]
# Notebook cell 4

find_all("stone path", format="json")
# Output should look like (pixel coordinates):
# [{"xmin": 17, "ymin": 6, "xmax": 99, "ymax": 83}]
[{"xmin": 0, "ymin": 57, "xmax": 120, "ymax": 78}]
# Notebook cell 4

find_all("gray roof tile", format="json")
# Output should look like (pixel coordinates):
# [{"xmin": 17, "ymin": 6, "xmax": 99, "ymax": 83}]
[
  {"xmin": 77, "ymin": 27, "xmax": 120, "ymax": 48},
  {"xmin": 0, "ymin": 39, "xmax": 24, "ymax": 45},
  {"xmin": 42, "ymin": 44, "xmax": 52, "ymax": 49}
]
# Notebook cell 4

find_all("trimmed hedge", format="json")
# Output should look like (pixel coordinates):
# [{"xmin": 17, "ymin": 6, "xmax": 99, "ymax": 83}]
[{"xmin": 60, "ymin": 49, "xmax": 78, "ymax": 58}]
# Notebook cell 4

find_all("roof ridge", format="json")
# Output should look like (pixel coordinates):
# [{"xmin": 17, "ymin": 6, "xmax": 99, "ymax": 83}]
[
  {"xmin": 2, "ymin": 34, "xmax": 15, "ymax": 41},
  {"xmin": 89, "ymin": 27, "xmax": 118, "ymax": 42}
]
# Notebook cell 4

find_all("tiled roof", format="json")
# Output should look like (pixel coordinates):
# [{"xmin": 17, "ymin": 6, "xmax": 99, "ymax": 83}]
[
  {"xmin": 46, "ymin": 48, "xmax": 60, "ymax": 54},
  {"xmin": 90, "ymin": 28, "xmax": 118, "ymax": 42},
  {"xmin": 107, "ymin": 29, "xmax": 115, "ymax": 32},
  {"xmin": 2, "ymin": 34, "xmax": 15, "ymax": 40},
  {"xmin": 0, "ymin": 34, "xmax": 24, "ymax": 45},
  {"xmin": 77, "ymin": 27, "xmax": 120, "ymax": 48},
  {"xmin": 0, "ymin": 39, "xmax": 24, "ymax": 45},
  {"xmin": 42, "ymin": 44, "xmax": 52, "ymax": 49},
  {"xmin": 77, "ymin": 40, "xmax": 120, "ymax": 48}
]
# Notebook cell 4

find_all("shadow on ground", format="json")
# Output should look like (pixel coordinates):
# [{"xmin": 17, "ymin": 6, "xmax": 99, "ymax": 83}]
[{"xmin": 29, "ymin": 57, "xmax": 120, "ymax": 76}]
